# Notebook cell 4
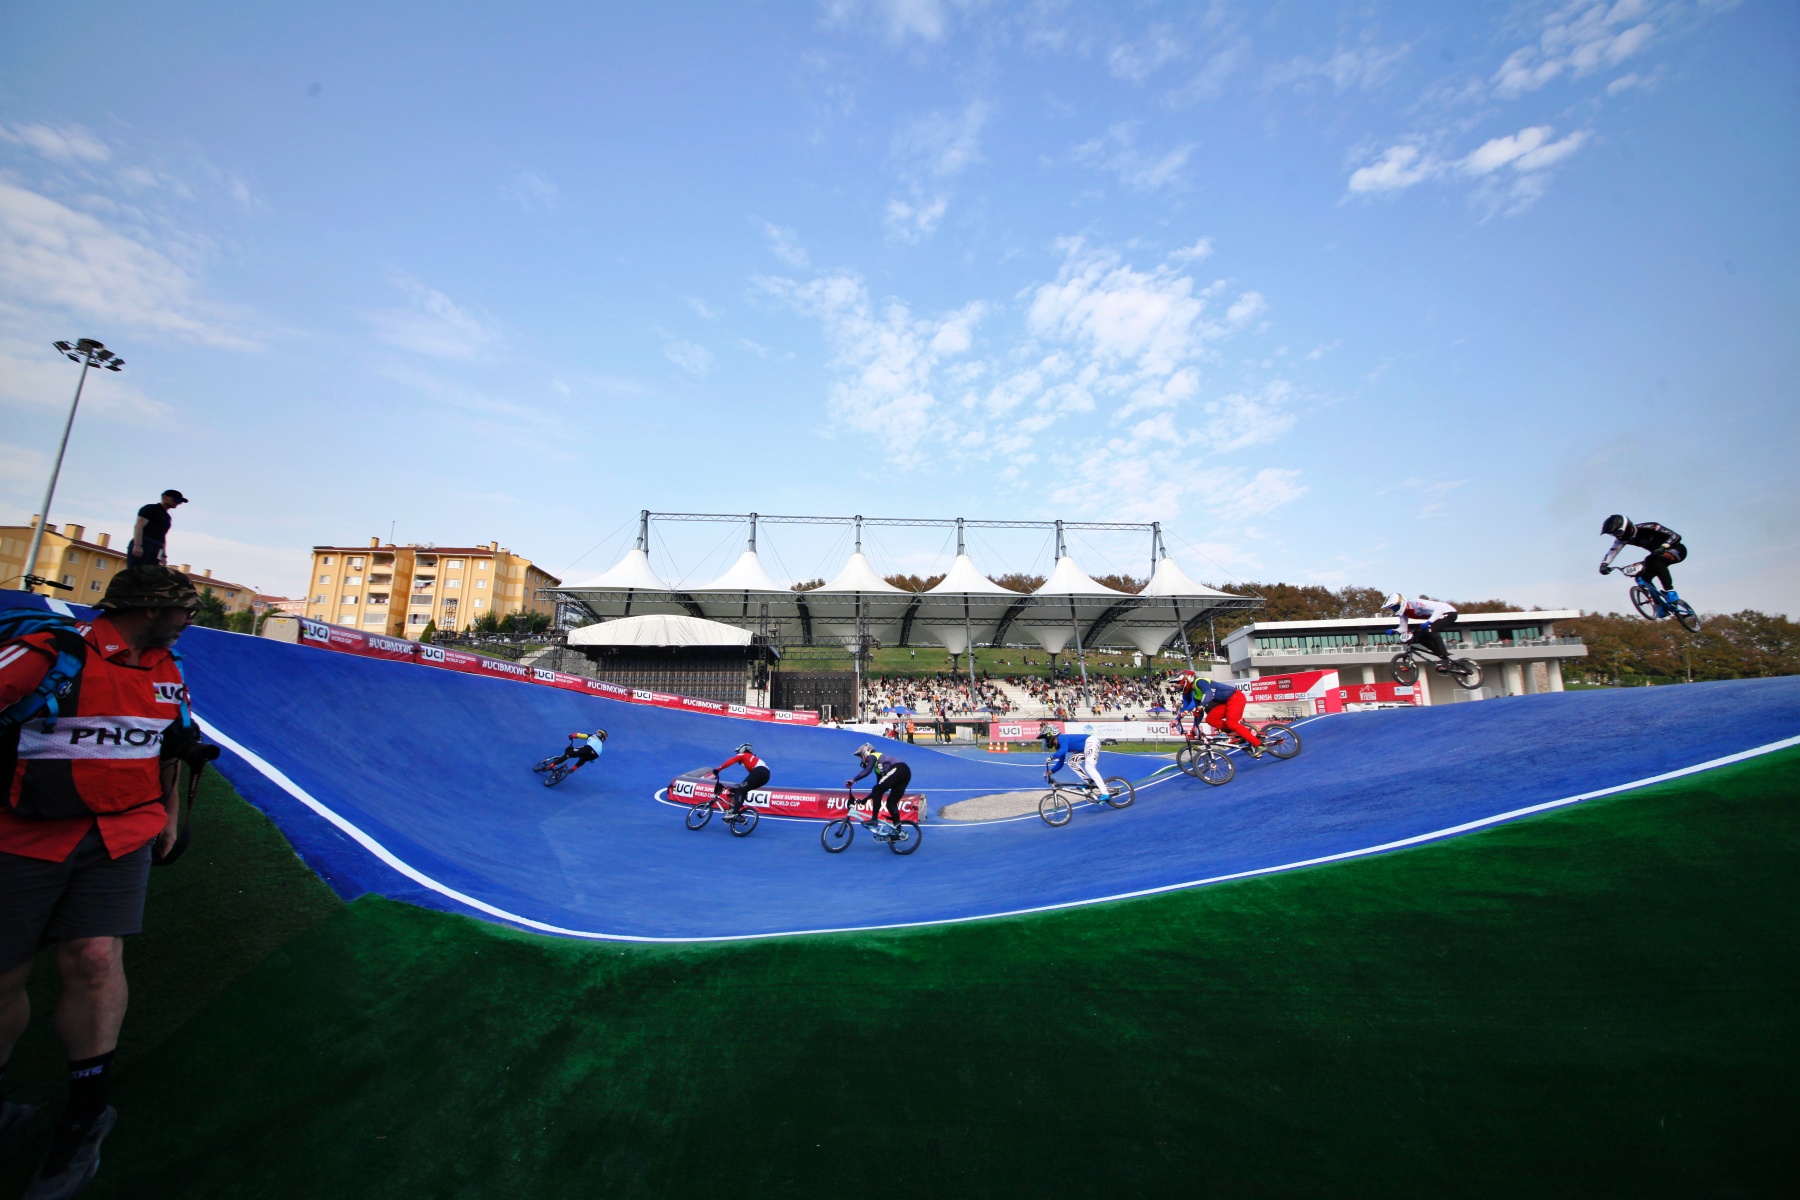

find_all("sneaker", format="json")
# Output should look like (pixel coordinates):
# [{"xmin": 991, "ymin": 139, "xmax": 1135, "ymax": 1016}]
[
  {"xmin": 1, "ymin": 1100, "xmax": 39, "ymax": 1148},
  {"xmin": 24, "ymin": 1107, "xmax": 115, "ymax": 1200}
]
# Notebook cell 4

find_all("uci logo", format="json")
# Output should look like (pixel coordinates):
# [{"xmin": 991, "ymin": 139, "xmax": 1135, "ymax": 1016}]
[
  {"xmin": 152, "ymin": 682, "xmax": 187, "ymax": 705},
  {"xmin": 672, "ymin": 780, "xmax": 696, "ymax": 798},
  {"xmin": 301, "ymin": 619, "xmax": 330, "ymax": 643},
  {"xmin": 533, "ymin": 668, "xmax": 556, "ymax": 682},
  {"xmin": 419, "ymin": 644, "xmax": 446, "ymax": 663}
]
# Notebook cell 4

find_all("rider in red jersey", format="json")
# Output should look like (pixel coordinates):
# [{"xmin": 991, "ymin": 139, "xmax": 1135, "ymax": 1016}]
[{"xmin": 710, "ymin": 743, "xmax": 769, "ymax": 817}]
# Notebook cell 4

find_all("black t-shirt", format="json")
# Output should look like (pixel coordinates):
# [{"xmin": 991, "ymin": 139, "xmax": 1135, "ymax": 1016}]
[
  {"xmin": 1626, "ymin": 522, "xmax": 1681, "ymax": 553},
  {"xmin": 136, "ymin": 503, "xmax": 171, "ymax": 552}
]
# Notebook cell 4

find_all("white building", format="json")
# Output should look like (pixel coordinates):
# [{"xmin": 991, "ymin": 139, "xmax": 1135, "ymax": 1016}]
[{"xmin": 1222, "ymin": 611, "xmax": 1588, "ymax": 705}]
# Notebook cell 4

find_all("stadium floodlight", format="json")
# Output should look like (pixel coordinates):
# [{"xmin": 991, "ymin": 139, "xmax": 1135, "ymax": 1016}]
[{"xmin": 21, "ymin": 340, "xmax": 125, "ymax": 593}]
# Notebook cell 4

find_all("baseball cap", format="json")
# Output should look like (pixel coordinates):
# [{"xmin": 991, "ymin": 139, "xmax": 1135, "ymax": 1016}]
[
  {"xmin": 97, "ymin": 564, "xmax": 201, "ymax": 612},
  {"xmin": 162, "ymin": 489, "xmax": 189, "ymax": 503}
]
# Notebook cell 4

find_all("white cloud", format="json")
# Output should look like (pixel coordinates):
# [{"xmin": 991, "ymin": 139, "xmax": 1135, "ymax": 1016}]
[
  {"xmin": 0, "ymin": 122, "xmax": 111, "ymax": 164},
  {"xmin": 1304, "ymin": 339, "xmax": 1341, "ymax": 361},
  {"xmin": 365, "ymin": 275, "xmax": 496, "ymax": 361},
  {"xmin": 1492, "ymin": 1, "xmax": 1657, "ymax": 99},
  {"xmin": 683, "ymin": 295, "xmax": 720, "ymax": 319},
  {"xmin": 1267, "ymin": 41, "xmax": 1411, "ymax": 92},
  {"xmin": 0, "ymin": 181, "xmax": 255, "ymax": 348},
  {"xmin": 885, "ymin": 194, "xmax": 947, "ymax": 242},
  {"xmin": 1347, "ymin": 143, "xmax": 1438, "ymax": 194},
  {"xmin": 1108, "ymin": 27, "xmax": 1184, "ymax": 83},
  {"xmin": 503, "ymin": 171, "xmax": 560, "ymax": 211},
  {"xmin": 892, "ymin": 102, "xmax": 988, "ymax": 178},
  {"xmin": 1169, "ymin": 237, "xmax": 1214, "ymax": 263},
  {"xmin": 661, "ymin": 335, "xmax": 715, "ymax": 376},
  {"xmin": 1165, "ymin": 41, "xmax": 1248, "ymax": 105},
  {"xmin": 760, "ymin": 221, "xmax": 810, "ymax": 268},
  {"xmin": 883, "ymin": 0, "xmax": 948, "ymax": 43},
  {"xmin": 0, "ymin": 329, "xmax": 169, "ymax": 423},
  {"xmin": 1073, "ymin": 123, "xmax": 1194, "ymax": 192}
]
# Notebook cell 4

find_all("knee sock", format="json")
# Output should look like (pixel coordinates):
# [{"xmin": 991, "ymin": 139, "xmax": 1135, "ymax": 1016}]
[{"xmin": 42, "ymin": 1051, "xmax": 114, "ymax": 1170}]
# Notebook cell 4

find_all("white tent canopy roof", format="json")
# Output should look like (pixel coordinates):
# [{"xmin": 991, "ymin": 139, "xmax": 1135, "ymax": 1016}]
[
  {"xmin": 571, "ymin": 547, "xmax": 673, "ymax": 591},
  {"xmin": 693, "ymin": 550, "xmax": 786, "ymax": 594},
  {"xmin": 567, "ymin": 613, "xmax": 754, "ymax": 648},
  {"xmin": 1031, "ymin": 555, "xmax": 1129, "ymax": 598},
  {"xmin": 816, "ymin": 551, "xmax": 905, "ymax": 594},
  {"xmin": 1143, "ymin": 555, "xmax": 1235, "ymax": 599},
  {"xmin": 926, "ymin": 553, "xmax": 1016, "ymax": 595}
]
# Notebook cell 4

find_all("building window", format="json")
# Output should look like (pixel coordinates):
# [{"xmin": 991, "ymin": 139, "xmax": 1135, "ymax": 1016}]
[
  {"xmin": 343, "ymin": 596, "xmax": 357, "ymax": 605},
  {"xmin": 89, "ymin": 580, "xmax": 102, "ymax": 592},
  {"xmin": 349, "ymin": 557, "xmax": 364, "ymax": 569},
  {"xmin": 408, "ymin": 613, "xmax": 429, "ymax": 625},
  {"xmin": 318, "ymin": 574, "xmax": 332, "ymax": 584},
  {"xmin": 347, "ymin": 576, "xmax": 363, "ymax": 586},
  {"xmin": 311, "ymin": 594, "xmax": 324, "ymax": 603},
  {"xmin": 447, "ymin": 559, "xmax": 463, "ymax": 569},
  {"xmin": 445, "ymin": 578, "xmax": 460, "ymax": 588},
  {"xmin": 61, "ymin": 575, "xmax": 73, "ymax": 585},
  {"xmin": 475, "ymin": 579, "xmax": 486, "ymax": 589},
  {"xmin": 476, "ymin": 561, "xmax": 487, "ymax": 571},
  {"xmin": 474, "ymin": 598, "xmax": 485, "ymax": 609},
  {"xmin": 321, "ymin": 556, "xmax": 334, "ymax": 566},
  {"xmin": 67, "ymin": 551, "xmax": 82, "ymax": 565},
  {"xmin": 95, "ymin": 560, "xmax": 106, "ymax": 571},
  {"xmin": 368, "ymin": 593, "xmax": 389, "ymax": 605}
]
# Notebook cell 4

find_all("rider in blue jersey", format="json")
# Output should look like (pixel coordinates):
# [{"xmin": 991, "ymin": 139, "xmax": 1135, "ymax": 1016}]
[{"xmin": 1044, "ymin": 729, "xmax": 1108, "ymax": 797}]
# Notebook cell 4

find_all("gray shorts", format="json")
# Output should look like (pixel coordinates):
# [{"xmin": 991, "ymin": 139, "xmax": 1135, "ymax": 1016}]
[{"xmin": 0, "ymin": 826, "xmax": 153, "ymax": 971}]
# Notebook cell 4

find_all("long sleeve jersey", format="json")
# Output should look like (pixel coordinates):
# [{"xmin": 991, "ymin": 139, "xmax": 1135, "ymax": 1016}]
[
  {"xmin": 713, "ymin": 751, "xmax": 765, "ymax": 776},
  {"xmin": 1393, "ymin": 598, "xmax": 1455, "ymax": 638},
  {"xmin": 1601, "ymin": 522, "xmax": 1683, "ymax": 569},
  {"xmin": 1046, "ymin": 733, "xmax": 1092, "ymax": 772}
]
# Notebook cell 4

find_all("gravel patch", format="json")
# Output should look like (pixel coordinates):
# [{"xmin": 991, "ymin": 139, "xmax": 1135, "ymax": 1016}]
[{"xmin": 940, "ymin": 791, "xmax": 1048, "ymax": 822}]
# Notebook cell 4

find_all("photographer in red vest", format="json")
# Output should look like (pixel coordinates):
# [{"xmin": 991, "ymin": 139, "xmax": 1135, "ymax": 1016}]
[{"xmin": 0, "ymin": 565, "xmax": 200, "ymax": 1196}]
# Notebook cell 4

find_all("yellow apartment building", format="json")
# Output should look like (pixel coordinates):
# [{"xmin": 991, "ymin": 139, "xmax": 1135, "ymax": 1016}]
[
  {"xmin": 305, "ymin": 538, "xmax": 560, "ymax": 638},
  {"xmin": 1, "ymin": 517, "xmax": 262, "ymax": 614}
]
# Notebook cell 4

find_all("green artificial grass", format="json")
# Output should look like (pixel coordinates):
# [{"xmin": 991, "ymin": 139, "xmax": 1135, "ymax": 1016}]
[{"xmin": 5, "ymin": 753, "xmax": 1797, "ymax": 1198}]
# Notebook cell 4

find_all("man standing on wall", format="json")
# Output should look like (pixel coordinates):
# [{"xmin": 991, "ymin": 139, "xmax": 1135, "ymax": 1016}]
[
  {"xmin": 0, "ymin": 565, "xmax": 201, "ymax": 1197},
  {"xmin": 125, "ymin": 491, "xmax": 187, "ymax": 570}
]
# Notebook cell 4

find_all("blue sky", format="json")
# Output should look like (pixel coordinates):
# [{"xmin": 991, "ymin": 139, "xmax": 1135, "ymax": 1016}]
[{"xmin": 1, "ymin": 0, "xmax": 1793, "ymax": 613}]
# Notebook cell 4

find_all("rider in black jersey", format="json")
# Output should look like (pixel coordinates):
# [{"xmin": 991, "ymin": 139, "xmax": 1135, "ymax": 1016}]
[
  {"xmin": 1600, "ymin": 516, "xmax": 1686, "ymax": 598},
  {"xmin": 848, "ymin": 744, "xmax": 910, "ymax": 830}
]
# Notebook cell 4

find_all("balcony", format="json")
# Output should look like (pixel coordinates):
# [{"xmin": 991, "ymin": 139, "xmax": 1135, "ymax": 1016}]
[{"xmin": 1237, "ymin": 636, "xmax": 1587, "ymax": 668}]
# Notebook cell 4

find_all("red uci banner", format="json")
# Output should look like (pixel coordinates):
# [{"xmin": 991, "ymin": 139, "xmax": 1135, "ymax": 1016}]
[
  {"xmin": 293, "ymin": 617, "xmax": 819, "ymax": 725},
  {"xmin": 667, "ymin": 773, "xmax": 927, "ymax": 822}
]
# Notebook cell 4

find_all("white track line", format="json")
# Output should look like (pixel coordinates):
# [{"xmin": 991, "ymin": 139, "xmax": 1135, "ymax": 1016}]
[{"xmin": 194, "ymin": 713, "xmax": 1800, "ymax": 945}]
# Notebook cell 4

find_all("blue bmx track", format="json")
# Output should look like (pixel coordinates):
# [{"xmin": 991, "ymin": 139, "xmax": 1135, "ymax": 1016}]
[{"xmin": 143, "ymin": 624, "xmax": 1799, "ymax": 942}]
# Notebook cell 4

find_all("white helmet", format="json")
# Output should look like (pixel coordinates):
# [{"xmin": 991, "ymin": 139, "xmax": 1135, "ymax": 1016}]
[
  {"xmin": 1379, "ymin": 593, "xmax": 1404, "ymax": 614},
  {"xmin": 855, "ymin": 743, "xmax": 875, "ymax": 757}
]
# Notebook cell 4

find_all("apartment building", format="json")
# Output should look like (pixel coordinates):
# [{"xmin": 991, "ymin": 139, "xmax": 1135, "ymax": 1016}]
[
  {"xmin": 1, "ymin": 517, "xmax": 260, "ymax": 613},
  {"xmin": 305, "ymin": 538, "xmax": 560, "ymax": 638}
]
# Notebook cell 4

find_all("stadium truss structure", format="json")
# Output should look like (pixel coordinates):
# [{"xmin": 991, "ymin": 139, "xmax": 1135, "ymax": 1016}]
[{"xmin": 546, "ymin": 511, "xmax": 1262, "ymax": 661}]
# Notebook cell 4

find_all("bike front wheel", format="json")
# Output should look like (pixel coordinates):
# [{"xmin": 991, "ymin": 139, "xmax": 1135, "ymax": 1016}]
[
  {"xmin": 821, "ymin": 818, "xmax": 853, "ymax": 853},
  {"xmin": 532, "ymin": 757, "xmax": 560, "ymax": 774},
  {"xmin": 543, "ymin": 765, "xmax": 572, "ymax": 788},
  {"xmin": 728, "ymin": 807, "xmax": 759, "ymax": 837},
  {"xmin": 1448, "ymin": 659, "xmax": 1483, "ymax": 689},
  {"xmin": 1673, "ymin": 601, "xmax": 1701, "ymax": 634},
  {"xmin": 1197, "ymin": 748, "xmax": 1234, "ymax": 786},
  {"xmin": 1175, "ymin": 744, "xmax": 1201, "ymax": 777},
  {"xmin": 1103, "ymin": 776, "xmax": 1135, "ymax": 808},
  {"xmin": 1259, "ymin": 724, "xmax": 1301, "ymax": 760},
  {"xmin": 1629, "ymin": 584, "xmax": 1661, "ymax": 622},
  {"xmin": 1390, "ymin": 652, "xmax": 1419, "ymax": 686},
  {"xmin": 685, "ymin": 802, "xmax": 714, "ymax": 831},
  {"xmin": 889, "ymin": 821, "xmax": 922, "ymax": 856},
  {"xmin": 1039, "ymin": 791, "xmax": 1073, "ymax": 827}
]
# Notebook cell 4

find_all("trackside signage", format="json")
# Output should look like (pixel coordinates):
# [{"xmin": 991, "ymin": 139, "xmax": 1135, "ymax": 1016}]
[
  {"xmin": 265, "ymin": 616, "xmax": 820, "ymax": 725},
  {"xmin": 666, "ymin": 772, "xmax": 925, "ymax": 822}
]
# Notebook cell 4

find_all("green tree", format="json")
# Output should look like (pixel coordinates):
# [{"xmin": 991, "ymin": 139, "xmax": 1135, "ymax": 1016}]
[
  {"xmin": 420, "ymin": 618, "xmax": 437, "ymax": 643},
  {"xmin": 193, "ymin": 587, "xmax": 228, "ymax": 629},
  {"xmin": 472, "ymin": 608, "xmax": 501, "ymax": 636}
]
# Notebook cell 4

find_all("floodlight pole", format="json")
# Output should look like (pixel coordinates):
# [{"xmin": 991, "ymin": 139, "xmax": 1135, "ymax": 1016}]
[{"xmin": 23, "ymin": 339, "xmax": 123, "ymax": 591}]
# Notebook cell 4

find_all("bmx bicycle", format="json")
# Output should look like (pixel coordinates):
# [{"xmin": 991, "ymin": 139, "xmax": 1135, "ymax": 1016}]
[
  {"xmin": 1038, "ymin": 766, "xmax": 1135, "ymax": 828},
  {"xmin": 1389, "ymin": 640, "xmax": 1483, "ymax": 690},
  {"xmin": 1617, "ymin": 561, "xmax": 1701, "ymax": 633},
  {"xmin": 684, "ymin": 779, "xmax": 759, "ymax": 837},
  {"xmin": 1174, "ymin": 718, "xmax": 1301, "ymax": 787},
  {"xmin": 532, "ymin": 755, "xmax": 582, "ymax": 788},
  {"xmin": 821, "ymin": 788, "xmax": 922, "ymax": 855}
]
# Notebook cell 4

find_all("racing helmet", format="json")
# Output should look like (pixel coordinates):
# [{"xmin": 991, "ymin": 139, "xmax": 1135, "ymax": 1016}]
[
  {"xmin": 594, "ymin": 729, "xmax": 608, "ymax": 742},
  {"xmin": 1379, "ymin": 592, "xmax": 1404, "ymax": 614},
  {"xmin": 1602, "ymin": 514, "xmax": 1632, "ymax": 538},
  {"xmin": 736, "ymin": 743, "xmax": 753, "ymax": 755},
  {"xmin": 855, "ymin": 743, "xmax": 875, "ymax": 757}
]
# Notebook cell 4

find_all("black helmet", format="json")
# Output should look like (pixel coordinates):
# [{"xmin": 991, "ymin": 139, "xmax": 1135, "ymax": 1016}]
[
  {"xmin": 1602, "ymin": 514, "xmax": 1632, "ymax": 538},
  {"xmin": 594, "ymin": 729, "xmax": 608, "ymax": 742}
]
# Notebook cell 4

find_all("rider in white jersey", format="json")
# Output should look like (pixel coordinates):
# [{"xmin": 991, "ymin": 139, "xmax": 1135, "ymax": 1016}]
[{"xmin": 1378, "ymin": 594, "xmax": 1458, "ymax": 663}]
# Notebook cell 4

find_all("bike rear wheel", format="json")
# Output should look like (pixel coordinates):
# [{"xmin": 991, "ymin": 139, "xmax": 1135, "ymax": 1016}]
[
  {"xmin": 1197, "ymin": 748, "xmax": 1234, "ymax": 785},
  {"xmin": 1448, "ymin": 658, "xmax": 1483, "ymax": 689},
  {"xmin": 1259, "ymin": 724, "xmax": 1301, "ymax": 760},
  {"xmin": 889, "ymin": 822, "xmax": 922, "ymax": 855},
  {"xmin": 727, "ymin": 807, "xmax": 759, "ymax": 837},
  {"xmin": 1389, "ymin": 652, "xmax": 1419, "ymax": 686},
  {"xmin": 684, "ymin": 802, "xmax": 714, "ymax": 830},
  {"xmin": 1673, "ymin": 600, "xmax": 1701, "ymax": 633},
  {"xmin": 532, "ymin": 757, "xmax": 560, "ymax": 774},
  {"xmin": 1630, "ymin": 584, "xmax": 1662, "ymax": 621},
  {"xmin": 821, "ymin": 818, "xmax": 853, "ymax": 853},
  {"xmin": 543, "ymin": 765, "xmax": 572, "ymax": 788},
  {"xmin": 1103, "ymin": 776, "xmax": 1135, "ymax": 808},
  {"xmin": 1039, "ymin": 791, "xmax": 1072, "ymax": 827}
]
